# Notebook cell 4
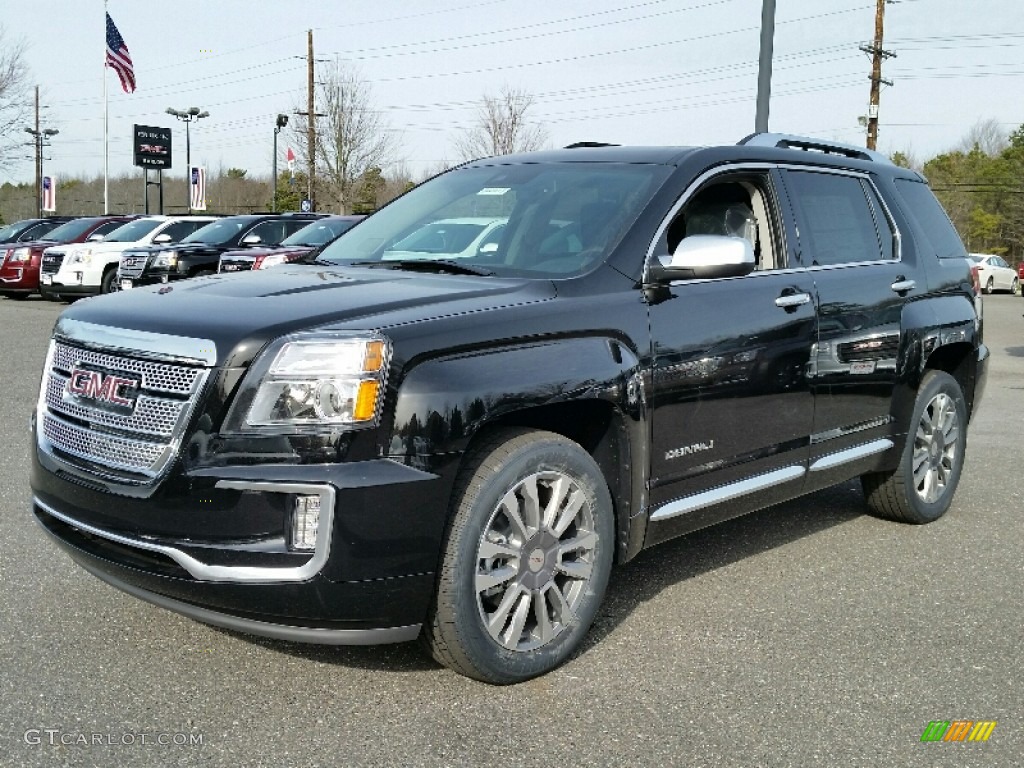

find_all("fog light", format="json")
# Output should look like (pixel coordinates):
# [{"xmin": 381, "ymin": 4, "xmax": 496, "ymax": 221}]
[{"xmin": 290, "ymin": 495, "xmax": 321, "ymax": 551}]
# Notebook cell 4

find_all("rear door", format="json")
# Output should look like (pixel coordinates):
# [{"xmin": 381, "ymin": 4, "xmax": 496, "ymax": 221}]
[{"xmin": 778, "ymin": 168, "xmax": 907, "ymax": 472}]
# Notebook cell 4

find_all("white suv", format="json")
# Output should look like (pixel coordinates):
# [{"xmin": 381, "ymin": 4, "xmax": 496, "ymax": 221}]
[{"xmin": 39, "ymin": 215, "xmax": 217, "ymax": 299}]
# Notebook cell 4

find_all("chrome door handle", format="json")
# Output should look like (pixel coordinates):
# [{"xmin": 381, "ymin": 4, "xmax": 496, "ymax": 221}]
[
  {"xmin": 891, "ymin": 279, "xmax": 916, "ymax": 294},
  {"xmin": 775, "ymin": 292, "xmax": 811, "ymax": 308}
]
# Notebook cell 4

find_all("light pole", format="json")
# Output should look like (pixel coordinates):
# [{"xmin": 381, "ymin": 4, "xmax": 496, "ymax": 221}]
[
  {"xmin": 166, "ymin": 106, "xmax": 209, "ymax": 213},
  {"xmin": 272, "ymin": 114, "xmax": 289, "ymax": 212},
  {"xmin": 24, "ymin": 126, "xmax": 59, "ymax": 217}
]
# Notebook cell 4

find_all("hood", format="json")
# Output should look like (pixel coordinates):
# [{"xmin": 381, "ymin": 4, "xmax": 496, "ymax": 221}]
[{"xmin": 59, "ymin": 265, "xmax": 555, "ymax": 367}]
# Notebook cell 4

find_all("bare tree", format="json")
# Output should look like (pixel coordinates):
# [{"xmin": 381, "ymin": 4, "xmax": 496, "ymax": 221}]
[
  {"xmin": 453, "ymin": 86, "xmax": 548, "ymax": 162},
  {"xmin": 0, "ymin": 26, "xmax": 30, "ymax": 174},
  {"xmin": 292, "ymin": 64, "xmax": 397, "ymax": 214},
  {"xmin": 957, "ymin": 118, "xmax": 1009, "ymax": 156}
]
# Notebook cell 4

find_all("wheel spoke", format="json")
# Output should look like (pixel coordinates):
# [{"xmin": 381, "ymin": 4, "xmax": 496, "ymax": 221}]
[
  {"xmin": 499, "ymin": 492, "xmax": 531, "ymax": 541},
  {"xmin": 943, "ymin": 424, "xmax": 960, "ymax": 447},
  {"xmin": 920, "ymin": 468, "xmax": 936, "ymax": 503},
  {"xmin": 546, "ymin": 582, "xmax": 574, "ymax": 624},
  {"xmin": 519, "ymin": 475, "xmax": 542, "ymax": 532},
  {"xmin": 551, "ymin": 488, "xmax": 585, "ymax": 537},
  {"xmin": 533, "ymin": 590, "xmax": 555, "ymax": 645},
  {"xmin": 486, "ymin": 584, "xmax": 524, "ymax": 639},
  {"xmin": 559, "ymin": 530, "xmax": 597, "ymax": 557},
  {"xmin": 556, "ymin": 559, "xmax": 593, "ymax": 581},
  {"xmin": 542, "ymin": 475, "xmax": 572, "ymax": 529},
  {"xmin": 502, "ymin": 591, "xmax": 532, "ymax": 647},
  {"xmin": 479, "ymin": 537, "xmax": 522, "ymax": 561},
  {"xmin": 476, "ymin": 565, "xmax": 517, "ymax": 594}
]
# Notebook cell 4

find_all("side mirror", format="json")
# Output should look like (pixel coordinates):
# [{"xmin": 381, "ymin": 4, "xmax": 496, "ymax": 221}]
[
  {"xmin": 152, "ymin": 233, "xmax": 172, "ymax": 244},
  {"xmin": 648, "ymin": 235, "xmax": 755, "ymax": 282},
  {"xmin": 478, "ymin": 242, "xmax": 499, "ymax": 255},
  {"xmin": 241, "ymin": 234, "xmax": 262, "ymax": 246}
]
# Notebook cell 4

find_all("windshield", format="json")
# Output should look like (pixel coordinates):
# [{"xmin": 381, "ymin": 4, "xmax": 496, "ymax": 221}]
[
  {"xmin": 314, "ymin": 162, "xmax": 669, "ymax": 278},
  {"xmin": 281, "ymin": 218, "xmax": 360, "ymax": 247},
  {"xmin": 100, "ymin": 218, "xmax": 163, "ymax": 242},
  {"xmin": 40, "ymin": 218, "xmax": 107, "ymax": 242},
  {"xmin": 181, "ymin": 219, "xmax": 250, "ymax": 245}
]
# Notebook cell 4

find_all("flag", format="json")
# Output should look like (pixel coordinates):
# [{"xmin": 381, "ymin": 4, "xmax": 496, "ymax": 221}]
[
  {"xmin": 286, "ymin": 147, "xmax": 296, "ymax": 178},
  {"xmin": 190, "ymin": 166, "xmax": 207, "ymax": 210},
  {"xmin": 105, "ymin": 13, "xmax": 135, "ymax": 94},
  {"xmin": 42, "ymin": 175, "xmax": 56, "ymax": 212}
]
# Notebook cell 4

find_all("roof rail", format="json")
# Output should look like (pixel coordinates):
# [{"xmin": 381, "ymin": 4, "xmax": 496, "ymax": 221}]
[
  {"xmin": 564, "ymin": 141, "xmax": 620, "ymax": 149},
  {"xmin": 738, "ymin": 132, "xmax": 891, "ymax": 165}
]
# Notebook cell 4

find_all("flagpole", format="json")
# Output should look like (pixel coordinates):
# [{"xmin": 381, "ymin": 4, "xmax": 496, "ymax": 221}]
[{"xmin": 103, "ymin": 0, "xmax": 109, "ymax": 214}]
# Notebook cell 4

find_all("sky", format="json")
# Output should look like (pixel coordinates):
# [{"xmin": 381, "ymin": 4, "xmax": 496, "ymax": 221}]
[{"xmin": 3, "ymin": 0, "xmax": 1022, "ymax": 185}]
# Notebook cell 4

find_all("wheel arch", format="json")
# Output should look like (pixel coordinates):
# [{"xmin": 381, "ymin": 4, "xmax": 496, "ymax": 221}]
[{"xmin": 388, "ymin": 336, "xmax": 646, "ymax": 563}]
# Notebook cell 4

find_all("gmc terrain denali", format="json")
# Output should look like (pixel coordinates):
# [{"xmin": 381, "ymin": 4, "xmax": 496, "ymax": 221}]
[{"xmin": 31, "ymin": 135, "xmax": 988, "ymax": 684}]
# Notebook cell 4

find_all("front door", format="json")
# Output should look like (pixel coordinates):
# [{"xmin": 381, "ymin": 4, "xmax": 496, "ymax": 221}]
[{"xmin": 646, "ymin": 169, "xmax": 816, "ymax": 541}]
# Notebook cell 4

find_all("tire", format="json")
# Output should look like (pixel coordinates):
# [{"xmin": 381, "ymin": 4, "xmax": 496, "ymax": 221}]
[
  {"xmin": 1012, "ymin": 277, "xmax": 1020, "ymax": 296},
  {"xmin": 984, "ymin": 276, "xmax": 994, "ymax": 295},
  {"xmin": 861, "ymin": 370, "xmax": 967, "ymax": 524},
  {"xmin": 192, "ymin": 269, "xmax": 215, "ymax": 278},
  {"xmin": 100, "ymin": 268, "xmax": 117, "ymax": 294},
  {"xmin": 424, "ymin": 428, "xmax": 615, "ymax": 684}
]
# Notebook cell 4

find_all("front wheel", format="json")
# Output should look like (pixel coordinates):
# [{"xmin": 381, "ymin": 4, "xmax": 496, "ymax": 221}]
[
  {"xmin": 425, "ymin": 428, "xmax": 614, "ymax": 684},
  {"xmin": 100, "ymin": 268, "xmax": 117, "ymax": 294},
  {"xmin": 861, "ymin": 370, "xmax": 967, "ymax": 524},
  {"xmin": 984, "ymin": 276, "xmax": 994, "ymax": 294}
]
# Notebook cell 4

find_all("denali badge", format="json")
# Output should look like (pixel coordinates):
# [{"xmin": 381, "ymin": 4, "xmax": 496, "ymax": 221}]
[
  {"xmin": 66, "ymin": 368, "xmax": 139, "ymax": 408},
  {"xmin": 665, "ymin": 440, "xmax": 715, "ymax": 461}
]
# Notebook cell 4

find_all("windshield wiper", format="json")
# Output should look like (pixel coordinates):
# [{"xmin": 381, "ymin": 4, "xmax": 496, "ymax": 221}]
[{"xmin": 338, "ymin": 259, "xmax": 494, "ymax": 276}]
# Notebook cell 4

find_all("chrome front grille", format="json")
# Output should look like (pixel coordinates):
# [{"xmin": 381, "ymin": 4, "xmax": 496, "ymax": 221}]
[
  {"xmin": 41, "ymin": 250, "xmax": 66, "ymax": 275},
  {"xmin": 40, "ymin": 340, "xmax": 209, "ymax": 482},
  {"xmin": 118, "ymin": 253, "xmax": 149, "ymax": 278}
]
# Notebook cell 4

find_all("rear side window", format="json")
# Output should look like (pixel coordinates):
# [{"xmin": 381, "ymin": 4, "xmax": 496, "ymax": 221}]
[
  {"xmin": 894, "ymin": 178, "xmax": 967, "ymax": 260},
  {"xmin": 783, "ymin": 170, "xmax": 888, "ymax": 266}
]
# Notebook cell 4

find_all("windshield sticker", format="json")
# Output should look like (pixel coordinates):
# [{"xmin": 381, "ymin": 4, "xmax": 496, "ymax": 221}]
[{"xmin": 477, "ymin": 187, "xmax": 511, "ymax": 196}]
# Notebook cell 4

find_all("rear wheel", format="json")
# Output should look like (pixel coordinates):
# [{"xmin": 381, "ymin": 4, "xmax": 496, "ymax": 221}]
[
  {"xmin": 425, "ymin": 428, "xmax": 614, "ymax": 684},
  {"xmin": 1012, "ymin": 277, "xmax": 1020, "ymax": 296},
  {"xmin": 861, "ymin": 370, "xmax": 966, "ymax": 524}
]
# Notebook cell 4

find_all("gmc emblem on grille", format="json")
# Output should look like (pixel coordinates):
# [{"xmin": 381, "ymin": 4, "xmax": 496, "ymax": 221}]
[{"xmin": 67, "ymin": 368, "xmax": 139, "ymax": 407}]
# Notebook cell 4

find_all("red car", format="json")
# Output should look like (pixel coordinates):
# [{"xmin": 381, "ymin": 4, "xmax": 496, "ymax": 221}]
[
  {"xmin": 1018, "ymin": 260, "xmax": 1024, "ymax": 296},
  {"xmin": 0, "ymin": 216, "xmax": 137, "ymax": 299},
  {"xmin": 218, "ymin": 215, "xmax": 364, "ymax": 272}
]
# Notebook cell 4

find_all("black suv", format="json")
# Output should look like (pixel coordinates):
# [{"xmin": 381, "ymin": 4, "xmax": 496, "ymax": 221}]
[
  {"xmin": 30, "ymin": 134, "xmax": 988, "ymax": 684},
  {"xmin": 115, "ymin": 213, "xmax": 324, "ymax": 289}
]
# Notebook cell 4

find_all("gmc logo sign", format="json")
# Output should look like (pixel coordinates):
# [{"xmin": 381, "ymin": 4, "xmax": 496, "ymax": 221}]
[{"xmin": 67, "ymin": 368, "xmax": 139, "ymax": 408}]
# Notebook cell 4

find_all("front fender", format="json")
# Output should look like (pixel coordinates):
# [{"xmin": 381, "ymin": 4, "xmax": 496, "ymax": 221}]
[{"xmin": 388, "ymin": 335, "xmax": 644, "ymax": 457}]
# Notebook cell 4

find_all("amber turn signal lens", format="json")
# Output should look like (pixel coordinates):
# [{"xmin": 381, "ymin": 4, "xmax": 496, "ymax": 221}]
[
  {"xmin": 354, "ymin": 380, "xmax": 380, "ymax": 421},
  {"xmin": 363, "ymin": 340, "xmax": 385, "ymax": 372}
]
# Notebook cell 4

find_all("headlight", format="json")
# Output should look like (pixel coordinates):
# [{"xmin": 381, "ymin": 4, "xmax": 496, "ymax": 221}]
[
  {"xmin": 223, "ymin": 332, "xmax": 391, "ymax": 432},
  {"xmin": 67, "ymin": 247, "xmax": 91, "ymax": 265},
  {"xmin": 152, "ymin": 251, "xmax": 178, "ymax": 268},
  {"xmin": 10, "ymin": 247, "xmax": 31, "ymax": 263},
  {"xmin": 256, "ymin": 253, "xmax": 287, "ymax": 269}
]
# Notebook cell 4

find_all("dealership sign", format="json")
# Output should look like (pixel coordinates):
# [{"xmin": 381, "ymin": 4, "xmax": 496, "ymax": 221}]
[{"xmin": 133, "ymin": 125, "xmax": 172, "ymax": 169}]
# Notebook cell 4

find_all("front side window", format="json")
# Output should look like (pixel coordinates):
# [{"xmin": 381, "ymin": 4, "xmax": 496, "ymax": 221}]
[
  {"xmin": 101, "ymin": 219, "xmax": 162, "ymax": 242},
  {"xmin": 783, "ymin": 170, "xmax": 888, "ymax": 266}
]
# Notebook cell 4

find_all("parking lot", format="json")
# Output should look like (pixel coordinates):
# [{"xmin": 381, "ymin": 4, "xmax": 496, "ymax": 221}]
[{"xmin": 1, "ymin": 293, "xmax": 1021, "ymax": 767}]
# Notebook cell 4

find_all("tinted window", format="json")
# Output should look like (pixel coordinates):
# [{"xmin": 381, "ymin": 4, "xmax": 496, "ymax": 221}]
[
  {"xmin": 160, "ymin": 221, "xmax": 207, "ymax": 242},
  {"xmin": 18, "ymin": 221, "xmax": 63, "ymax": 241},
  {"xmin": 860, "ymin": 180, "xmax": 896, "ymax": 261},
  {"xmin": 90, "ymin": 220, "xmax": 131, "ymax": 239},
  {"xmin": 39, "ymin": 218, "xmax": 107, "ymax": 242},
  {"xmin": 315, "ymin": 163, "xmax": 669, "ymax": 278},
  {"xmin": 281, "ymin": 220, "xmax": 355, "ymax": 246},
  {"xmin": 894, "ymin": 178, "xmax": 967, "ymax": 260},
  {"xmin": 246, "ymin": 220, "xmax": 294, "ymax": 245},
  {"xmin": 102, "ymin": 219, "xmax": 162, "ymax": 242},
  {"xmin": 182, "ymin": 219, "xmax": 249, "ymax": 245},
  {"xmin": 784, "ymin": 171, "xmax": 885, "ymax": 266}
]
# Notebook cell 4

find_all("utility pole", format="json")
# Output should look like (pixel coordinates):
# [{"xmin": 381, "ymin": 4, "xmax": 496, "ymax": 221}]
[
  {"xmin": 861, "ymin": 0, "xmax": 895, "ymax": 151},
  {"xmin": 307, "ymin": 29, "xmax": 315, "ymax": 210},
  {"xmin": 754, "ymin": 0, "xmax": 776, "ymax": 134},
  {"xmin": 24, "ymin": 86, "xmax": 59, "ymax": 217}
]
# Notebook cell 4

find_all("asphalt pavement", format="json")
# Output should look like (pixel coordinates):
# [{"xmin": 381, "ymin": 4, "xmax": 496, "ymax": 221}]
[{"xmin": 1, "ymin": 292, "xmax": 1021, "ymax": 768}]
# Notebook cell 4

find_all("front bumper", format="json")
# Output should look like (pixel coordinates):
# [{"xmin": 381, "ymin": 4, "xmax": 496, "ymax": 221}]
[{"xmin": 31, "ymin": 454, "xmax": 452, "ymax": 644}]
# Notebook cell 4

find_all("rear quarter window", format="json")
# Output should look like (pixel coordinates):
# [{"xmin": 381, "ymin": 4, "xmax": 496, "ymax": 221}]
[{"xmin": 893, "ymin": 178, "xmax": 967, "ymax": 260}]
